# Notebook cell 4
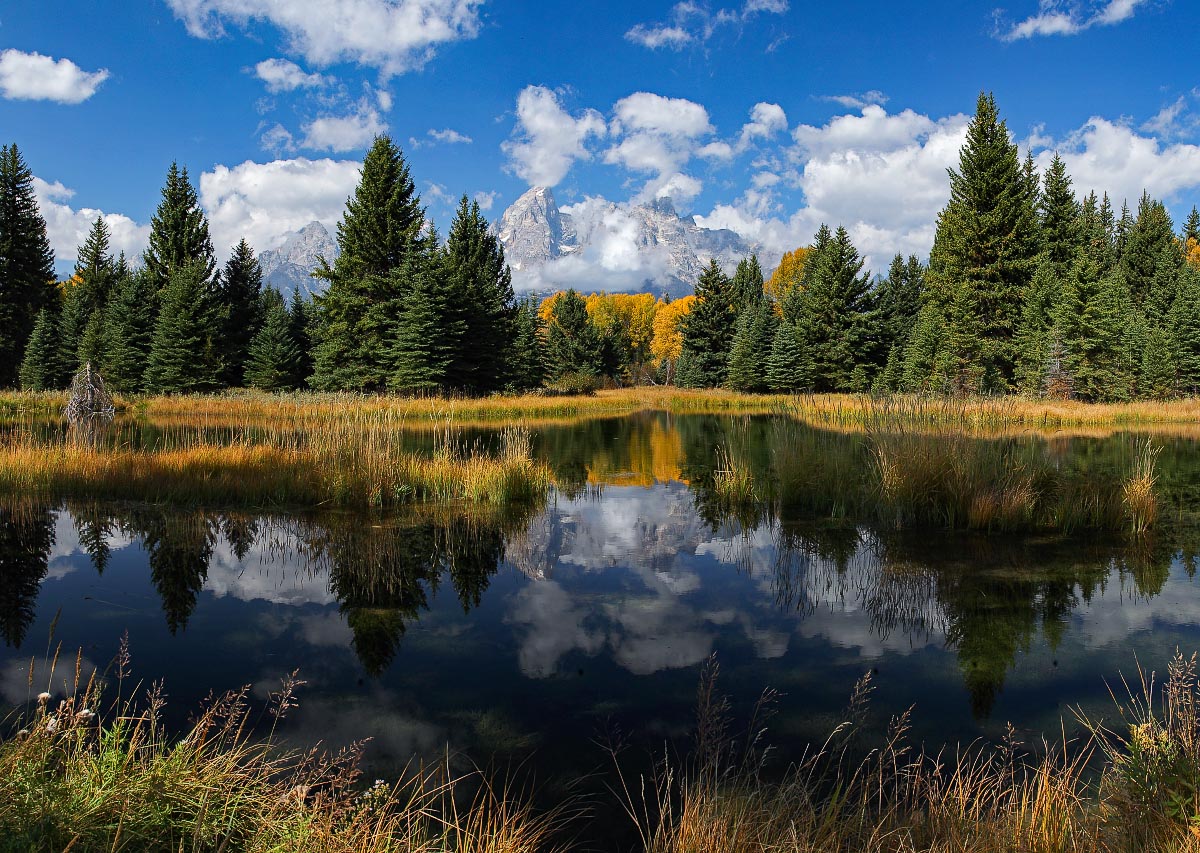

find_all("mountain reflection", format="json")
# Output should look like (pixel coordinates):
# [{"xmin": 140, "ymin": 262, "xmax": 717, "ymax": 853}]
[{"xmin": 3, "ymin": 412, "xmax": 1200, "ymax": 720}]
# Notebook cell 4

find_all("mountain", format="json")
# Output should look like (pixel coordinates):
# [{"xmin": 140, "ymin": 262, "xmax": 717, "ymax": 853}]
[
  {"xmin": 492, "ymin": 187, "xmax": 757, "ymax": 299},
  {"xmin": 257, "ymin": 221, "xmax": 338, "ymax": 299}
]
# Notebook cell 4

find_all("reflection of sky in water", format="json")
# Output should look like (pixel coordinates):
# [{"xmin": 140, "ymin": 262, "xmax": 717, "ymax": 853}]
[{"xmin": 2, "ymin": 484, "xmax": 1199, "ymax": 785}]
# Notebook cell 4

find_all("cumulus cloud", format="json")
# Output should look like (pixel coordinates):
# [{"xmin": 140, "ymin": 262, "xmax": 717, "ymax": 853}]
[
  {"xmin": 199, "ymin": 157, "xmax": 362, "ymax": 259},
  {"xmin": 300, "ymin": 99, "xmax": 387, "ymax": 151},
  {"xmin": 1140, "ymin": 97, "xmax": 1197, "ymax": 141},
  {"xmin": 0, "ymin": 49, "xmax": 109, "ymax": 104},
  {"xmin": 998, "ymin": 0, "xmax": 1150, "ymax": 40},
  {"xmin": 473, "ymin": 190, "xmax": 498, "ymax": 210},
  {"xmin": 502, "ymin": 86, "xmax": 607, "ymax": 187},
  {"xmin": 33, "ymin": 178, "xmax": 151, "ymax": 267},
  {"xmin": 253, "ymin": 57, "xmax": 328, "ymax": 92},
  {"xmin": 164, "ymin": 0, "xmax": 483, "ymax": 77},
  {"xmin": 821, "ymin": 90, "xmax": 888, "ymax": 110},
  {"xmin": 626, "ymin": 0, "xmax": 788, "ymax": 50}
]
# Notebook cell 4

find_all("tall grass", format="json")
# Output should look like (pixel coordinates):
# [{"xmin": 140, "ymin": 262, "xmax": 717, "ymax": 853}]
[
  {"xmin": 619, "ymin": 654, "xmax": 1200, "ymax": 853},
  {"xmin": 0, "ymin": 415, "xmax": 550, "ymax": 509},
  {"xmin": 0, "ymin": 643, "xmax": 566, "ymax": 853}
]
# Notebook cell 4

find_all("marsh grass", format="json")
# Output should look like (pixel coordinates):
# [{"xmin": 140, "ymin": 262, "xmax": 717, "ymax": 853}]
[
  {"xmin": 0, "ymin": 642, "xmax": 567, "ymax": 853},
  {"xmin": 619, "ymin": 655, "xmax": 1200, "ymax": 853},
  {"xmin": 0, "ymin": 415, "xmax": 550, "ymax": 510}
]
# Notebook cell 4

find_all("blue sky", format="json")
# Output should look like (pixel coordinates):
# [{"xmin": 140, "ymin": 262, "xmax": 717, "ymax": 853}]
[{"xmin": 2, "ymin": 0, "xmax": 1198, "ymax": 284}]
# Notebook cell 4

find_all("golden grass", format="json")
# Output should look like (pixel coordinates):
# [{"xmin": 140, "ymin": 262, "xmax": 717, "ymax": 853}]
[
  {"xmin": 0, "ymin": 644, "xmax": 567, "ymax": 853},
  {"xmin": 0, "ymin": 417, "xmax": 550, "ymax": 509}
]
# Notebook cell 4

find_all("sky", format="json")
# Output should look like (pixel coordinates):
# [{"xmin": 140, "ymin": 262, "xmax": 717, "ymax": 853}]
[{"xmin": 2, "ymin": 0, "xmax": 1199, "ymax": 285}]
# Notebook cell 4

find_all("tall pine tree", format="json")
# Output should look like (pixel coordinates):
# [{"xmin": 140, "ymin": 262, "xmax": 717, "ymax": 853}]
[
  {"xmin": 101, "ymin": 268, "xmax": 157, "ymax": 393},
  {"xmin": 678, "ymin": 259, "xmax": 738, "ymax": 387},
  {"xmin": 143, "ymin": 162, "xmax": 216, "ymax": 293},
  {"xmin": 216, "ymin": 239, "xmax": 265, "ymax": 387},
  {"xmin": 0, "ymin": 144, "xmax": 56, "ymax": 387},
  {"xmin": 144, "ymin": 262, "xmax": 223, "ymax": 393},
  {"xmin": 244, "ymin": 289, "xmax": 301, "ymax": 392}
]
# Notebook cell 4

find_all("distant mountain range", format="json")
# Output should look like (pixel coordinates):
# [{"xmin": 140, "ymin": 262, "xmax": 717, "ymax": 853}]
[
  {"xmin": 256, "ymin": 188, "xmax": 758, "ymax": 302},
  {"xmin": 492, "ymin": 186, "xmax": 757, "ymax": 299},
  {"xmin": 257, "ymin": 221, "xmax": 337, "ymax": 299}
]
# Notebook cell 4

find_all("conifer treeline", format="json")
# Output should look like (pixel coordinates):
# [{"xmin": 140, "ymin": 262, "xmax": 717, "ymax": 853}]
[{"xmin": 2, "ymin": 92, "xmax": 1199, "ymax": 400}]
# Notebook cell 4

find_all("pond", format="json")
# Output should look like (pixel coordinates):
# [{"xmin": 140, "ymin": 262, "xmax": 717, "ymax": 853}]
[{"xmin": 3, "ymin": 410, "xmax": 1200, "ymax": 844}]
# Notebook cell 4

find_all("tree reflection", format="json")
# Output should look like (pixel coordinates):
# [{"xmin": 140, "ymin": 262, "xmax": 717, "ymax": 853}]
[{"xmin": 0, "ymin": 501, "xmax": 54, "ymax": 647}]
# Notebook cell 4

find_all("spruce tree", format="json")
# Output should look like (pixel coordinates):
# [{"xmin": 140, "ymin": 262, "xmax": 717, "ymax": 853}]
[
  {"xmin": 76, "ymin": 309, "xmax": 105, "ymax": 369},
  {"xmin": 1170, "ymin": 265, "xmax": 1200, "ymax": 395},
  {"xmin": 793, "ymin": 225, "xmax": 874, "ymax": 392},
  {"xmin": 1183, "ymin": 207, "xmax": 1200, "ymax": 245},
  {"xmin": 216, "ymin": 239, "xmax": 265, "ymax": 387},
  {"xmin": 1121, "ymin": 193, "xmax": 1180, "ymax": 316},
  {"xmin": 1013, "ymin": 261, "xmax": 1060, "ymax": 394},
  {"xmin": 726, "ymin": 293, "xmax": 778, "ymax": 392},
  {"xmin": 925, "ymin": 93, "xmax": 1040, "ymax": 391},
  {"xmin": 765, "ymin": 320, "xmax": 811, "ymax": 392},
  {"xmin": 18, "ymin": 307, "xmax": 61, "ymax": 391},
  {"xmin": 143, "ymin": 162, "xmax": 216, "ymax": 293},
  {"xmin": 1140, "ymin": 324, "xmax": 1177, "ymax": 399},
  {"xmin": 1055, "ymin": 258, "xmax": 1129, "ymax": 402},
  {"xmin": 312, "ymin": 136, "xmax": 425, "ymax": 391},
  {"xmin": 288, "ymin": 293, "xmax": 316, "ymax": 388},
  {"xmin": 101, "ymin": 269, "xmax": 156, "ymax": 394},
  {"xmin": 388, "ymin": 254, "xmax": 458, "ymax": 393},
  {"xmin": 144, "ymin": 262, "xmax": 223, "ymax": 393},
  {"xmin": 508, "ymin": 296, "xmax": 545, "ymax": 391},
  {"xmin": 1040, "ymin": 154, "xmax": 1079, "ymax": 273},
  {"xmin": 244, "ymin": 291, "xmax": 300, "ymax": 391},
  {"xmin": 0, "ymin": 143, "xmax": 56, "ymax": 387},
  {"xmin": 679, "ymin": 259, "xmax": 738, "ymax": 387},
  {"xmin": 874, "ymin": 253, "xmax": 924, "ymax": 360},
  {"xmin": 443, "ymin": 196, "xmax": 515, "ymax": 394},
  {"xmin": 544, "ymin": 290, "xmax": 602, "ymax": 379},
  {"xmin": 731, "ymin": 254, "xmax": 766, "ymax": 310}
]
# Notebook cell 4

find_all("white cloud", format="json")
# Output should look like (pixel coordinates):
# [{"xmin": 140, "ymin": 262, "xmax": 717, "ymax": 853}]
[
  {"xmin": 998, "ymin": 0, "xmax": 1150, "ymax": 40},
  {"xmin": 737, "ymin": 101, "xmax": 788, "ymax": 148},
  {"xmin": 625, "ymin": 0, "xmax": 788, "ymax": 50},
  {"xmin": 1140, "ymin": 97, "xmax": 1195, "ymax": 140},
  {"xmin": 502, "ymin": 86, "xmax": 607, "ymax": 187},
  {"xmin": 33, "ymin": 178, "xmax": 151, "ymax": 266},
  {"xmin": 300, "ymin": 99, "xmax": 387, "ymax": 151},
  {"xmin": 1038, "ymin": 117, "xmax": 1200, "ymax": 208},
  {"xmin": 821, "ymin": 90, "xmax": 889, "ymax": 110},
  {"xmin": 260, "ymin": 122, "xmax": 297, "ymax": 154},
  {"xmin": 164, "ymin": 0, "xmax": 483, "ymax": 77},
  {"xmin": 199, "ymin": 157, "xmax": 362, "ymax": 259},
  {"xmin": 428, "ymin": 127, "xmax": 472, "ymax": 144},
  {"xmin": 0, "ymin": 49, "xmax": 109, "ymax": 104},
  {"xmin": 253, "ymin": 57, "xmax": 328, "ymax": 92},
  {"xmin": 611, "ymin": 92, "xmax": 713, "ymax": 138},
  {"xmin": 473, "ymin": 190, "xmax": 498, "ymax": 210}
]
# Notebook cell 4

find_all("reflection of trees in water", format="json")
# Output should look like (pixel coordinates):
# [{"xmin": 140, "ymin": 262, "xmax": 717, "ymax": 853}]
[
  {"xmin": 0, "ymin": 501, "xmax": 55, "ymax": 647},
  {"xmin": 121, "ymin": 509, "xmax": 218, "ymax": 635},
  {"xmin": 767, "ymin": 520, "xmax": 1194, "ymax": 718}
]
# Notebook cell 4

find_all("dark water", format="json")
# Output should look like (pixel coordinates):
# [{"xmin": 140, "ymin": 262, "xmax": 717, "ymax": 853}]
[{"xmin": 4, "ymin": 411, "xmax": 1200, "ymax": 841}]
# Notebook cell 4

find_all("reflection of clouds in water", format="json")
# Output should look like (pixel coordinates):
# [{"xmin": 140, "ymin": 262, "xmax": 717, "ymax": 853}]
[
  {"xmin": 555, "ymin": 484, "xmax": 707, "ymax": 571},
  {"xmin": 1071, "ymin": 560, "xmax": 1200, "ymax": 650},
  {"xmin": 281, "ymin": 692, "xmax": 444, "ymax": 765},
  {"xmin": 507, "ymin": 581, "xmax": 604, "ymax": 678},
  {"xmin": 605, "ymin": 594, "xmax": 714, "ymax": 675},
  {"xmin": 204, "ymin": 529, "xmax": 335, "ymax": 606},
  {"xmin": 1, "ymin": 655, "xmax": 104, "ymax": 706}
]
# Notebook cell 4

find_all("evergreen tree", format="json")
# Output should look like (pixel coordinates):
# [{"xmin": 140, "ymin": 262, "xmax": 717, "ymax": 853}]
[
  {"xmin": 794, "ymin": 225, "xmax": 874, "ymax": 392},
  {"xmin": 388, "ymin": 253, "xmax": 458, "ymax": 393},
  {"xmin": 144, "ymin": 262, "xmax": 223, "ymax": 393},
  {"xmin": 873, "ymin": 345, "xmax": 904, "ymax": 393},
  {"xmin": 101, "ymin": 269, "xmax": 156, "ymax": 394},
  {"xmin": 679, "ymin": 259, "xmax": 739, "ymax": 387},
  {"xmin": 216, "ymin": 239, "xmax": 265, "ymax": 387},
  {"xmin": 1183, "ymin": 207, "xmax": 1200, "ymax": 245},
  {"xmin": 544, "ymin": 290, "xmax": 602, "ymax": 378},
  {"xmin": 731, "ymin": 254, "xmax": 766, "ymax": 310},
  {"xmin": 1121, "ymin": 193, "xmax": 1180, "ymax": 313},
  {"xmin": 1140, "ymin": 324, "xmax": 1177, "ymax": 399},
  {"xmin": 726, "ymin": 292, "xmax": 778, "ymax": 392},
  {"xmin": 925, "ymin": 93, "xmax": 1041, "ymax": 391},
  {"xmin": 143, "ymin": 162, "xmax": 216, "ymax": 293},
  {"xmin": 874, "ymin": 253, "xmax": 924, "ymax": 358},
  {"xmin": 288, "ymin": 292, "xmax": 316, "ymax": 388},
  {"xmin": 244, "ymin": 290, "xmax": 300, "ymax": 391},
  {"xmin": 508, "ymin": 296, "xmax": 545, "ymax": 391},
  {"xmin": 58, "ymin": 217, "xmax": 119, "ymax": 379},
  {"xmin": 76, "ymin": 308, "xmax": 105, "ymax": 369},
  {"xmin": 1013, "ymin": 261, "xmax": 1060, "ymax": 394},
  {"xmin": 1039, "ymin": 154, "xmax": 1079, "ymax": 273},
  {"xmin": 311, "ymin": 136, "xmax": 425, "ymax": 391},
  {"xmin": 1170, "ymin": 265, "xmax": 1200, "ymax": 395},
  {"xmin": 900, "ymin": 308, "xmax": 947, "ymax": 392},
  {"xmin": 765, "ymin": 320, "xmax": 811, "ymax": 392},
  {"xmin": 1055, "ymin": 258, "xmax": 1130, "ymax": 402},
  {"xmin": 443, "ymin": 196, "xmax": 515, "ymax": 394},
  {"xmin": 0, "ymin": 143, "xmax": 56, "ymax": 387},
  {"xmin": 18, "ymin": 307, "xmax": 62, "ymax": 391}
]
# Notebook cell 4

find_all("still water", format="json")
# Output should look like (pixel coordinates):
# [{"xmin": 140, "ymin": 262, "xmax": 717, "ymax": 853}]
[{"xmin": 3, "ymin": 412, "xmax": 1200, "ymax": 828}]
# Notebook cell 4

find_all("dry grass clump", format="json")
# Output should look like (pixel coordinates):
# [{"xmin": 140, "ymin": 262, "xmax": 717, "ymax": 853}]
[
  {"xmin": 621, "ymin": 655, "xmax": 1200, "ymax": 853},
  {"xmin": 0, "ymin": 416, "xmax": 550, "ymax": 509},
  {"xmin": 1123, "ymin": 438, "xmax": 1160, "ymax": 536},
  {"xmin": 0, "ymin": 642, "xmax": 566, "ymax": 853}
]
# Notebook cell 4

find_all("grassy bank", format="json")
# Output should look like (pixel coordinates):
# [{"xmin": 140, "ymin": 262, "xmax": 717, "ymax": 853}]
[
  {"xmin": 0, "ymin": 418, "xmax": 549, "ymax": 509},
  {"xmin": 9, "ymin": 651, "xmax": 1200, "ymax": 851}
]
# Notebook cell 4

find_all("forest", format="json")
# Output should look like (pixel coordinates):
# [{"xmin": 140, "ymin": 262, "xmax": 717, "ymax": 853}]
[{"xmin": 2, "ymin": 91, "xmax": 1199, "ymax": 402}]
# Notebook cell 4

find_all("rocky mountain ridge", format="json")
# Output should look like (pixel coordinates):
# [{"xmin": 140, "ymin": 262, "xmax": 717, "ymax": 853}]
[{"xmin": 257, "ymin": 221, "xmax": 338, "ymax": 298}]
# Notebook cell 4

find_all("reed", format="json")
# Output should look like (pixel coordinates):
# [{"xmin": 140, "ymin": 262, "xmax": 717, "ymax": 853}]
[
  {"xmin": 0, "ymin": 415, "xmax": 550, "ymax": 509},
  {"xmin": 1123, "ymin": 438, "xmax": 1161, "ymax": 536},
  {"xmin": 0, "ymin": 646, "xmax": 566, "ymax": 853}
]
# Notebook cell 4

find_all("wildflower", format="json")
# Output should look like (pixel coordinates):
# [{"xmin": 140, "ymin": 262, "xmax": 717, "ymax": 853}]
[
  {"xmin": 75, "ymin": 707, "xmax": 96, "ymax": 722},
  {"xmin": 37, "ymin": 691, "xmax": 51, "ymax": 703},
  {"xmin": 45, "ymin": 716, "xmax": 59, "ymax": 734},
  {"xmin": 16, "ymin": 729, "xmax": 29, "ymax": 738}
]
